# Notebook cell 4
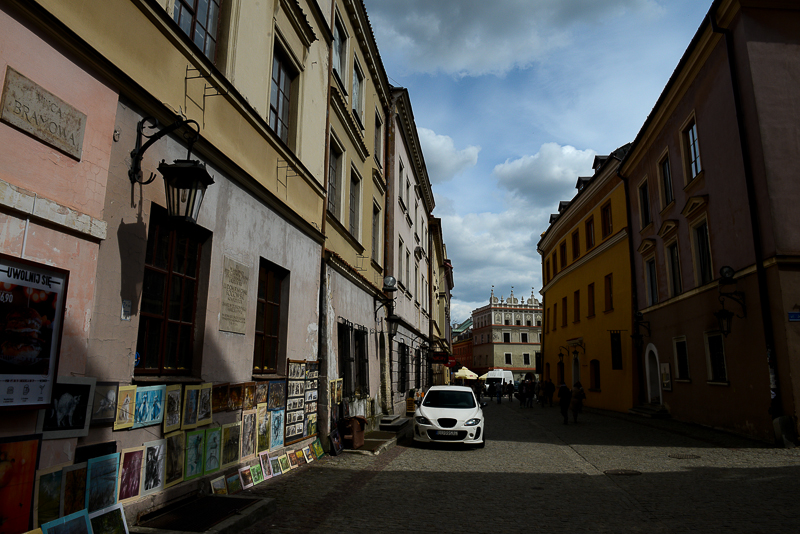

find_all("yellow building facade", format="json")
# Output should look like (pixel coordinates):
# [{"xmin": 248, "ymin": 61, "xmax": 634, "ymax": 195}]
[{"xmin": 538, "ymin": 146, "xmax": 638, "ymax": 413}]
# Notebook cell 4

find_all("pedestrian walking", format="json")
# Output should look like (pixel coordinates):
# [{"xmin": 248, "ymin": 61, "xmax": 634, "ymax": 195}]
[
  {"xmin": 496, "ymin": 382, "xmax": 502, "ymax": 404},
  {"xmin": 506, "ymin": 381, "xmax": 514, "ymax": 403},
  {"xmin": 570, "ymin": 381, "xmax": 586, "ymax": 423},
  {"xmin": 558, "ymin": 383, "xmax": 572, "ymax": 424},
  {"xmin": 488, "ymin": 382, "xmax": 496, "ymax": 401},
  {"xmin": 546, "ymin": 379, "xmax": 556, "ymax": 407},
  {"xmin": 527, "ymin": 379, "xmax": 535, "ymax": 408}
]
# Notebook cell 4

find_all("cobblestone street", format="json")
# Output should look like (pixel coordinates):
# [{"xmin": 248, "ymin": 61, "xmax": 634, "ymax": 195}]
[{"xmin": 243, "ymin": 398, "xmax": 800, "ymax": 533}]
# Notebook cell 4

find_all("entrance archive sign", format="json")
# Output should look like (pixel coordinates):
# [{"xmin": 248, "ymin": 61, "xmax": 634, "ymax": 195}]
[
  {"xmin": 1, "ymin": 67, "xmax": 87, "ymax": 160},
  {"xmin": 219, "ymin": 256, "xmax": 249, "ymax": 334},
  {"xmin": 0, "ymin": 254, "xmax": 69, "ymax": 408}
]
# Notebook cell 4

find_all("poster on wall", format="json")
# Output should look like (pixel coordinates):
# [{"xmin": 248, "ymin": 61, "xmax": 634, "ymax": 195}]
[{"xmin": 0, "ymin": 254, "xmax": 69, "ymax": 408}]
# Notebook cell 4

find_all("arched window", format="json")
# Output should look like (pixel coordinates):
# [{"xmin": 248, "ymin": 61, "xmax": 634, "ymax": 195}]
[{"xmin": 590, "ymin": 359, "xmax": 601, "ymax": 390}]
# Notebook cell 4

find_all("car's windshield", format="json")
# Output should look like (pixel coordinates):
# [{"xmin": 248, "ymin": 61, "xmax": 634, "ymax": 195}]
[{"xmin": 422, "ymin": 390, "xmax": 476, "ymax": 409}]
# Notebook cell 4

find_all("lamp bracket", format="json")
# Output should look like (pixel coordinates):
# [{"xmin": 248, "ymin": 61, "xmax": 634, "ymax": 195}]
[
  {"xmin": 633, "ymin": 314, "xmax": 651, "ymax": 337},
  {"xmin": 718, "ymin": 290, "xmax": 746, "ymax": 318},
  {"xmin": 129, "ymin": 116, "xmax": 200, "ymax": 184}
]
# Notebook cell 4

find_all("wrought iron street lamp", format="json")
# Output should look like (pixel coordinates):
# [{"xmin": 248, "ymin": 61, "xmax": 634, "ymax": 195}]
[{"xmin": 715, "ymin": 266, "xmax": 746, "ymax": 337}]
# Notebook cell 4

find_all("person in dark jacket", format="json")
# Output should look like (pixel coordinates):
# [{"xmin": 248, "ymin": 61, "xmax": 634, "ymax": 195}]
[
  {"xmin": 558, "ymin": 383, "xmax": 572, "ymax": 424},
  {"xmin": 546, "ymin": 379, "xmax": 556, "ymax": 407},
  {"xmin": 570, "ymin": 381, "xmax": 586, "ymax": 423}
]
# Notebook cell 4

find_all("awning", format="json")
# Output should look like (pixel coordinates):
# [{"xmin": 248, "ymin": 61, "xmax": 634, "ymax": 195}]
[{"xmin": 454, "ymin": 367, "xmax": 478, "ymax": 380}]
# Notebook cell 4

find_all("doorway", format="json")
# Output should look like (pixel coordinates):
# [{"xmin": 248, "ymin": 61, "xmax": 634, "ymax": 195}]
[{"xmin": 645, "ymin": 343, "xmax": 661, "ymax": 404}]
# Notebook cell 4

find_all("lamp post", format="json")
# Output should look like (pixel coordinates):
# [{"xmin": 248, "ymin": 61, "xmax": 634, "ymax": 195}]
[{"xmin": 715, "ymin": 266, "xmax": 746, "ymax": 337}]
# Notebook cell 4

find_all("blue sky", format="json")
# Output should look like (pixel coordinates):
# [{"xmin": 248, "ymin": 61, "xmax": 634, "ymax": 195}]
[{"xmin": 362, "ymin": 0, "xmax": 713, "ymax": 323}]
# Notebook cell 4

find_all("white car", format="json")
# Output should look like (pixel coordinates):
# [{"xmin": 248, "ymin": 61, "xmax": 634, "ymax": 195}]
[{"xmin": 413, "ymin": 385, "xmax": 486, "ymax": 448}]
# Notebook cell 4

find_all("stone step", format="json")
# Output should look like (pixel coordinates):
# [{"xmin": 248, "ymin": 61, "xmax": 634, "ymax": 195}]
[{"xmin": 629, "ymin": 404, "xmax": 671, "ymax": 419}]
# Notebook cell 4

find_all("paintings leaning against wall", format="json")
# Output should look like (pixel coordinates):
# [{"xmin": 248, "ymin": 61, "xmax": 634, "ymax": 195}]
[
  {"xmin": 37, "ymin": 376, "xmax": 96, "ymax": 439},
  {"xmin": 258, "ymin": 451, "xmax": 272, "ymax": 480},
  {"xmin": 228, "ymin": 383, "xmax": 244, "ymax": 411},
  {"xmin": 266, "ymin": 380, "xmax": 285, "ymax": 411},
  {"xmin": 203, "ymin": 426, "xmax": 221, "ymax": 475},
  {"xmin": 181, "ymin": 385, "xmax": 200, "ymax": 430},
  {"xmin": 114, "ymin": 385, "xmax": 136, "ymax": 431},
  {"xmin": 117, "ymin": 447, "xmax": 144, "ymax": 504},
  {"xmin": 40, "ymin": 509, "xmax": 91, "ymax": 534},
  {"xmin": 88, "ymin": 503, "xmax": 129, "ymax": 534},
  {"xmin": 142, "ymin": 439, "xmax": 166, "ymax": 497},
  {"xmin": 225, "ymin": 472, "xmax": 242, "ymax": 495},
  {"xmin": 269, "ymin": 409, "xmax": 285, "ymax": 451},
  {"xmin": 163, "ymin": 384, "xmax": 182, "ymax": 433},
  {"xmin": 85, "ymin": 453, "xmax": 119, "ymax": 513},
  {"xmin": 221, "ymin": 421, "xmax": 241, "ymax": 469},
  {"xmin": 33, "ymin": 462, "xmax": 69, "ymax": 527},
  {"xmin": 196, "ymin": 382, "xmax": 213, "ymax": 426},
  {"xmin": 132, "ymin": 385, "xmax": 165, "ymax": 430},
  {"xmin": 164, "ymin": 431, "xmax": 184, "ymax": 489},
  {"xmin": 240, "ymin": 409, "xmax": 257, "ymax": 462},
  {"xmin": 269, "ymin": 455, "xmax": 282, "ymax": 477},
  {"xmin": 256, "ymin": 403, "xmax": 270, "ymax": 453},
  {"xmin": 210, "ymin": 475, "xmax": 227, "ymax": 495}
]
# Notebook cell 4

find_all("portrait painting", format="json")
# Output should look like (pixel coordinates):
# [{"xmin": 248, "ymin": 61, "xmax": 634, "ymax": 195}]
[
  {"xmin": 211, "ymin": 383, "xmax": 228, "ymax": 413},
  {"xmin": 114, "ymin": 385, "xmax": 136, "ymax": 431},
  {"xmin": 210, "ymin": 476, "xmax": 227, "ymax": 495},
  {"xmin": 37, "ymin": 376, "xmax": 96, "ymax": 439},
  {"xmin": 228, "ymin": 383, "xmax": 243, "ymax": 411},
  {"xmin": 250, "ymin": 463, "xmax": 264, "ymax": 485},
  {"xmin": 266, "ymin": 380, "xmax": 285, "ymax": 410},
  {"xmin": 242, "ymin": 382, "xmax": 256, "ymax": 410},
  {"xmin": 278, "ymin": 454, "xmax": 291, "ymax": 474},
  {"xmin": 238, "ymin": 466, "xmax": 254, "ymax": 490},
  {"xmin": 88, "ymin": 503, "xmax": 128, "ymax": 534},
  {"xmin": 117, "ymin": 447, "xmax": 143, "ymax": 504},
  {"xmin": 40, "ymin": 509, "xmax": 91, "ymax": 534},
  {"xmin": 184, "ymin": 429, "xmax": 205, "ymax": 481},
  {"xmin": 305, "ymin": 413, "xmax": 318, "ymax": 437},
  {"xmin": 142, "ymin": 440, "xmax": 166, "ymax": 497},
  {"xmin": 60, "ymin": 462, "xmax": 87, "ymax": 517},
  {"xmin": 85, "ymin": 453, "xmax": 119, "ymax": 513},
  {"xmin": 163, "ymin": 384, "xmax": 182, "ymax": 433},
  {"xmin": 225, "ymin": 473, "xmax": 242, "ymax": 495},
  {"xmin": 256, "ymin": 403, "xmax": 270, "ymax": 453},
  {"xmin": 203, "ymin": 427, "xmax": 221, "ymax": 475},
  {"xmin": 240, "ymin": 409, "xmax": 257, "ymax": 461},
  {"xmin": 90, "ymin": 382, "xmax": 118, "ymax": 427},
  {"xmin": 181, "ymin": 385, "xmax": 200, "ymax": 430},
  {"xmin": 196, "ymin": 383, "xmax": 213, "ymax": 426},
  {"xmin": 302, "ymin": 446, "xmax": 314, "ymax": 464},
  {"xmin": 164, "ymin": 431, "xmax": 184, "ymax": 489},
  {"xmin": 132, "ymin": 385, "xmax": 165, "ymax": 429},
  {"xmin": 269, "ymin": 409, "xmax": 284, "ymax": 451},
  {"xmin": 221, "ymin": 422, "xmax": 241, "ymax": 469},
  {"xmin": 34, "ymin": 463, "xmax": 67, "ymax": 527},
  {"xmin": 258, "ymin": 451, "xmax": 272, "ymax": 480},
  {"xmin": 310, "ymin": 438, "xmax": 324, "ymax": 460},
  {"xmin": 269, "ymin": 456, "xmax": 282, "ymax": 477}
]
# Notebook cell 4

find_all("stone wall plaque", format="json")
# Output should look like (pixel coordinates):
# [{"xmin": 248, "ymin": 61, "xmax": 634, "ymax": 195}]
[
  {"xmin": 1, "ymin": 67, "xmax": 87, "ymax": 160},
  {"xmin": 219, "ymin": 256, "xmax": 250, "ymax": 334}
]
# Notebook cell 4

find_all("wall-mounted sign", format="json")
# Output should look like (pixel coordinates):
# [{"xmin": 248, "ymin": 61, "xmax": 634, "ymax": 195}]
[
  {"xmin": 0, "ymin": 254, "xmax": 69, "ymax": 408},
  {"xmin": 788, "ymin": 312, "xmax": 800, "ymax": 322},
  {"xmin": 0, "ymin": 67, "xmax": 87, "ymax": 160},
  {"xmin": 219, "ymin": 256, "xmax": 250, "ymax": 334}
]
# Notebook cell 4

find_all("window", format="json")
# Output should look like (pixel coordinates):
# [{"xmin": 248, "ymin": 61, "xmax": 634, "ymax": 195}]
[
  {"xmin": 327, "ymin": 139, "xmax": 342, "ymax": 216},
  {"xmin": 552, "ymin": 303, "xmax": 557, "ymax": 331},
  {"xmin": 559, "ymin": 242, "xmax": 567, "ymax": 270},
  {"xmin": 546, "ymin": 308, "xmax": 550, "ymax": 333},
  {"xmin": 515, "ymin": 319, "xmax": 521, "ymax": 326},
  {"xmin": 523, "ymin": 353, "xmax": 531, "ymax": 366},
  {"xmin": 572, "ymin": 230, "xmax": 580, "ymax": 260},
  {"xmin": 526, "ymin": 319, "xmax": 532, "ymax": 326},
  {"xmin": 587, "ymin": 283, "xmax": 595, "ymax": 317},
  {"xmin": 604, "ymin": 274, "xmax": 613, "ymax": 311},
  {"xmin": 705, "ymin": 332, "xmax": 727, "ymax": 383},
  {"xmin": 398, "ymin": 238, "xmax": 404, "ymax": 286},
  {"xmin": 585, "ymin": 217, "xmax": 595, "ymax": 249},
  {"xmin": 371, "ymin": 204, "xmax": 381, "ymax": 262},
  {"xmin": 503, "ymin": 332, "xmax": 511, "ymax": 343},
  {"xmin": 693, "ymin": 220, "xmax": 713, "ymax": 286},
  {"xmin": 545, "ymin": 259, "xmax": 551, "ymax": 283},
  {"xmin": 521, "ymin": 333, "xmax": 529, "ymax": 343},
  {"xmin": 174, "ymin": 0, "xmax": 221, "ymax": 62},
  {"xmin": 684, "ymin": 119, "xmax": 702, "ymax": 180},
  {"xmin": 338, "ymin": 322, "xmax": 352, "ymax": 396},
  {"xmin": 405, "ymin": 179, "xmax": 411, "ymax": 210},
  {"xmin": 374, "ymin": 113, "xmax": 383, "ymax": 169},
  {"xmin": 504, "ymin": 319, "xmax": 510, "ymax": 326},
  {"xmin": 354, "ymin": 327, "xmax": 369, "ymax": 396},
  {"xmin": 561, "ymin": 296, "xmax": 567, "ymax": 327},
  {"xmin": 399, "ymin": 342, "xmax": 408, "ymax": 393},
  {"xmin": 573, "ymin": 290, "xmax": 580, "ymax": 322},
  {"xmin": 610, "ymin": 332, "xmax": 622, "ymax": 370},
  {"xmin": 414, "ymin": 264, "xmax": 419, "ymax": 300},
  {"xmin": 332, "ymin": 16, "xmax": 346, "ymax": 79},
  {"xmin": 352, "ymin": 63, "xmax": 364, "ymax": 124},
  {"xmin": 645, "ymin": 257, "xmax": 658, "ymax": 306},
  {"xmin": 269, "ymin": 46, "xmax": 297, "ymax": 145},
  {"xmin": 639, "ymin": 180, "xmax": 652, "ymax": 228},
  {"xmin": 136, "ymin": 207, "xmax": 207, "ymax": 375},
  {"xmin": 405, "ymin": 249, "xmax": 410, "ymax": 289},
  {"xmin": 505, "ymin": 353, "xmax": 512, "ymax": 365},
  {"xmin": 660, "ymin": 155, "xmax": 674, "ymax": 207},
  {"xmin": 590, "ymin": 359, "xmax": 601, "ymax": 390},
  {"xmin": 601, "ymin": 202, "xmax": 613, "ymax": 238},
  {"xmin": 673, "ymin": 337, "xmax": 690, "ymax": 380},
  {"xmin": 253, "ymin": 259, "xmax": 288, "ymax": 373},
  {"xmin": 349, "ymin": 170, "xmax": 361, "ymax": 236},
  {"xmin": 666, "ymin": 241, "xmax": 682, "ymax": 297}
]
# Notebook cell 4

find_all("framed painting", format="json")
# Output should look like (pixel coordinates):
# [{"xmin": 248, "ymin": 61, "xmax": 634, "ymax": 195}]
[
  {"xmin": 302, "ymin": 446, "xmax": 314, "ymax": 464},
  {"xmin": 60, "ymin": 462, "xmax": 87, "ymax": 516},
  {"xmin": 211, "ymin": 383, "xmax": 229, "ymax": 413},
  {"xmin": 335, "ymin": 379, "xmax": 343, "ymax": 404},
  {"xmin": 310, "ymin": 438, "xmax": 325, "ymax": 460},
  {"xmin": 254, "ymin": 382, "xmax": 268, "ymax": 405},
  {"xmin": 181, "ymin": 384, "xmax": 200, "ymax": 430},
  {"xmin": 74, "ymin": 442, "xmax": 116, "ymax": 464},
  {"xmin": 294, "ymin": 449, "xmax": 305, "ymax": 467},
  {"xmin": 329, "ymin": 428, "xmax": 343, "ymax": 456},
  {"xmin": 661, "ymin": 362, "xmax": 673, "ymax": 391},
  {"xmin": 91, "ymin": 382, "xmax": 118, "ymax": 427},
  {"xmin": 36, "ymin": 376, "xmax": 96, "ymax": 439},
  {"xmin": 184, "ymin": 429, "xmax": 205, "ymax": 481},
  {"xmin": 266, "ymin": 380, "xmax": 285, "ymax": 411},
  {"xmin": 33, "ymin": 463, "xmax": 69, "ymax": 527},
  {"xmin": 329, "ymin": 380, "xmax": 336, "ymax": 406},
  {"xmin": 228, "ymin": 383, "xmax": 243, "ymax": 411},
  {"xmin": 256, "ymin": 403, "xmax": 270, "ymax": 453},
  {"xmin": 258, "ymin": 451, "xmax": 272, "ymax": 480},
  {"xmin": 0, "ymin": 254, "xmax": 69, "ymax": 409},
  {"xmin": 269, "ymin": 456, "xmax": 282, "ymax": 477},
  {"xmin": 132, "ymin": 385, "xmax": 165, "ymax": 429},
  {"xmin": 209, "ymin": 475, "xmax": 227, "ymax": 495},
  {"xmin": 240, "ymin": 409, "xmax": 257, "ymax": 462},
  {"xmin": 305, "ymin": 413, "xmax": 318, "ymax": 437},
  {"xmin": 269, "ymin": 409, "xmax": 284, "ymax": 451},
  {"xmin": 113, "ymin": 385, "xmax": 136, "ymax": 430},
  {"xmin": 242, "ymin": 382, "xmax": 256, "ymax": 410},
  {"xmin": 221, "ymin": 422, "xmax": 241, "ymax": 469},
  {"xmin": 238, "ymin": 465, "xmax": 254, "ymax": 490},
  {"xmin": 40, "ymin": 509, "xmax": 91, "ymax": 534},
  {"xmin": 203, "ymin": 426, "xmax": 221, "ymax": 475},
  {"xmin": 117, "ymin": 447, "xmax": 144, "ymax": 504},
  {"xmin": 142, "ymin": 439, "xmax": 166, "ymax": 497},
  {"xmin": 164, "ymin": 431, "xmax": 185, "ymax": 489},
  {"xmin": 277, "ymin": 454, "xmax": 290, "ymax": 474},
  {"xmin": 225, "ymin": 472, "xmax": 242, "ymax": 495},
  {"xmin": 196, "ymin": 382, "xmax": 213, "ymax": 426},
  {"xmin": 88, "ymin": 503, "xmax": 129, "ymax": 534},
  {"xmin": 85, "ymin": 453, "xmax": 119, "ymax": 513},
  {"xmin": 286, "ymin": 450, "xmax": 298, "ymax": 470},
  {"xmin": 163, "ymin": 384, "xmax": 182, "ymax": 433},
  {"xmin": 249, "ymin": 463, "xmax": 264, "ymax": 485}
]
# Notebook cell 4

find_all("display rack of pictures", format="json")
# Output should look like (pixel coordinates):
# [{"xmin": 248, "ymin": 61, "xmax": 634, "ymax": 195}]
[
  {"xmin": 284, "ymin": 360, "xmax": 306, "ymax": 444},
  {"xmin": 304, "ymin": 361, "xmax": 319, "ymax": 439}
]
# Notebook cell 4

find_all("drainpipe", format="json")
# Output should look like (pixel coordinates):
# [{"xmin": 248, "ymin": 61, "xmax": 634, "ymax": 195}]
[{"xmin": 709, "ymin": 7, "xmax": 783, "ymax": 428}]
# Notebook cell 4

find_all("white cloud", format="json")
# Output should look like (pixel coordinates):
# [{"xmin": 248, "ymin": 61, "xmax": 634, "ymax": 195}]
[{"xmin": 418, "ymin": 128, "xmax": 480, "ymax": 184}]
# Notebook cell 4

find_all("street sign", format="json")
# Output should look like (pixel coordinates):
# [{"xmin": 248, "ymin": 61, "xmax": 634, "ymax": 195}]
[{"xmin": 789, "ymin": 312, "xmax": 800, "ymax": 322}]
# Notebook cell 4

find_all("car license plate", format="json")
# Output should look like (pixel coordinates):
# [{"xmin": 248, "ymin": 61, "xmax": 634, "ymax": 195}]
[{"xmin": 436, "ymin": 430, "xmax": 458, "ymax": 436}]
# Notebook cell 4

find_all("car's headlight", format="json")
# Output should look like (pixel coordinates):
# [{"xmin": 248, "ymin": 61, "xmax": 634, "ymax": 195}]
[
  {"xmin": 464, "ymin": 418, "xmax": 481, "ymax": 426},
  {"xmin": 415, "ymin": 416, "xmax": 431, "ymax": 425}
]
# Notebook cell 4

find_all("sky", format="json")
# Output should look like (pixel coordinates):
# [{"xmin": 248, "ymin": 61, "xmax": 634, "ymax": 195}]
[{"xmin": 361, "ymin": 0, "xmax": 714, "ymax": 324}]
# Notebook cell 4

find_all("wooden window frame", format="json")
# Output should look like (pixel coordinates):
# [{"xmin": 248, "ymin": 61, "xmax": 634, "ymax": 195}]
[
  {"xmin": 601, "ymin": 202, "xmax": 613, "ymax": 239},
  {"xmin": 253, "ymin": 259, "xmax": 289, "ymax": 374},
  {"xmin": 173, "ymin": 0, "xmax": 221, "ymax": 62},
  {"xmin": 572, "ymin": 230, "xmax": 580, "ymax": 260},
  {"xmin": 585, "ymin": 216, "xmax": 595, "ymax": 250}
]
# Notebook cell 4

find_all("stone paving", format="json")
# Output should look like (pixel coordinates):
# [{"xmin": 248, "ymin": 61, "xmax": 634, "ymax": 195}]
[{"xmin": 241, "ymin": 396, "xmax": 800, "ymax": 533}]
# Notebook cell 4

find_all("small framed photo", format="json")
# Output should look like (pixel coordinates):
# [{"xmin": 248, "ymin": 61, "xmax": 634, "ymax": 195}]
[
  {"xmin": 250, "ymin": 463, "xmax": 264, "ymax": 485},
  {"xmin": 117, "ymin": 447, "xmax": 144, "ymax": 504},
  {"xmin": 91, "ymin": 382, "xmax": 119, "ymax": 427},
  {"xmin": 226, "ymin": 472, "xmax": 242, "ymax": 495},
  {"xmin": 37, "ymin": 376, "xmax": 96, "ymax": 439},
  {"xmin": 238, "ymin": 466, "xmax": 254, "ymax": 490},
  {"xmin": 163, "ymin": 384, "xmax": 182, "ymax": 433},
  {"xmin": 181, "ymin": 384, "xmax": 200, "ymax": 430},
  {"xmin": 286, "ymin": 450, "xmax": 298, "ymax": 470},
  {"xmin": 88, "ymin": 503, "xmax": 129, "ymax": 534},
  {"xmin": 258, "ymin": 451, "xmax": 272, "ymax": 480},
  {"xmin": 329, "ymin": 428, "xmax": 343, "ymax": 456},
  {"xmin": 196, "ymin": 382, "xmax": 213, "ymax": 426},
  {"xmin": 114, "ymin": 385, "xmax": 136, "ymax": 431},
  {"xmin": 302, "ymin": 446, "xmax": 314, "ymax": 464},
  {"xmin": 269, "ymin": 456, "xmax": 283, "ymax": 477},
  {"xmin": 210, "ymin": 476, "xmax": 227, "ymax": 495}
]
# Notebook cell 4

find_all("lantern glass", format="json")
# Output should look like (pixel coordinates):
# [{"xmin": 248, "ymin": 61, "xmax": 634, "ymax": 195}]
[
  {"xmin": 159, "ymin": 159, "xmax": 214, "ymax": 224},
  {"xmin": 715, "ymin": 308, "xmax": 734, "ymax": 337}
]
